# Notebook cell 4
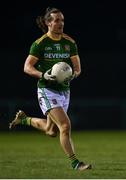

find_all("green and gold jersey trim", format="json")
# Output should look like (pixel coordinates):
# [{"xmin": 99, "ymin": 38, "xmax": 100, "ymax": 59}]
[
  {"xmin": 62, "ymin": 33, "xmax": 75, "ymax": 43},
  {"xmin": 35, "ymin": 34, "xmax": 48, "ymax": 44},
  {"xmin": 35, "ymin": 33, "xmax": 75, "ymax": 44}
]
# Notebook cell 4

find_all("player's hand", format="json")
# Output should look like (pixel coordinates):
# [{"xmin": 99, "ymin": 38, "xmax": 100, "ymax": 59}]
[
  {"xmin": 63, "ymin": 72, "xmax": 77, "ymax": 84},
  {"xmin": 43, "ymin": 69, "xmax": 56, "ymax": 81},
  {"xmin": 67, "ymin": 71, "xmax": 79, "ymax": 82}
]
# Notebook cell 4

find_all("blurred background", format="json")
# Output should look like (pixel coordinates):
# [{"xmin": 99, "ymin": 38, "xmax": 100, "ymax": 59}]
[{"xmin": 0, "ymin": 0, "xmax": 126, "ymax": 130}]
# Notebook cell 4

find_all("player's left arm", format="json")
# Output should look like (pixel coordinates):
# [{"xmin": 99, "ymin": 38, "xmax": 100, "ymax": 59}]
[{"xmin": 70, "ymin": 55, "xmax": 81, "ymax": 78}]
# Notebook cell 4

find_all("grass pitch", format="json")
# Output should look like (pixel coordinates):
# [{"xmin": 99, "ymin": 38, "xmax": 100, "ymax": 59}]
[{"xmin": 0, "ymin": 130, "xmax": 126, "ymax": 179}]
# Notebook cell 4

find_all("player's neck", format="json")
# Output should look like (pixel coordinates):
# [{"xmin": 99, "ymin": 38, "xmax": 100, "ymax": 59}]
[{"xmin": 47, "ymin": 31, "xmax": 62, "ymax": 41}]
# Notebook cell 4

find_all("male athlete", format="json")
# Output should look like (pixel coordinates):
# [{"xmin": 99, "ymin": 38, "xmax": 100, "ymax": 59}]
[{"xmin": 9, "ymin": 7, "xmax": 92, "ymax": 171}]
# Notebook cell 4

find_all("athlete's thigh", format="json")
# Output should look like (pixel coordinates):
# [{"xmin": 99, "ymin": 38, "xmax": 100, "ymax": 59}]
[
  {"xmin": 47, "ymin": 113, "xmax": 57, "ymax": 127},
  {"xmin": 49, "ymin": 107, "xmax": 71, "ymax": 128}
]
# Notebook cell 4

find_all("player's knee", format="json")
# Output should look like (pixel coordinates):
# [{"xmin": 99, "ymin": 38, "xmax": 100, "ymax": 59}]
[
  {"xmin": 46, "ymin": 131, "xmax": 57, "ymax": 137},
  {"xmin": 60, "ymin": 123, "xmax": 70, "ymax": 136}
]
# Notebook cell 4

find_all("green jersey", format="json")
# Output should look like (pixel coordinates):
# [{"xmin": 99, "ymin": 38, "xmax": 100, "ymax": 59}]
[{"xmin": 29, "ymin": 33, "xmax": 78, "ymax": 91}]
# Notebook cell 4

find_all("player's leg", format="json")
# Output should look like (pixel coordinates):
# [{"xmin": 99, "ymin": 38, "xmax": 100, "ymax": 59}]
[
  {"xmin": 48, "ymin": 107, "xmax": 91, "ymax": 170},
  {"xmin": 9, "ymin": 87, "xmax": 59, "ymax": 136},
  {"xmin": 45, "ymin": 114, "xmax": 58, "ymax": 137},
  {"xmin": 9, "ymin": 110, "xmax": 47, "ymax": 131},
  {"xmin": 37, "ymin": 88, "xmax": 91, "ymax": 170},
  {"xmin": 37, "ymin": 87, "xmax": 58, "ymax": 136},
  {"xmin": 49, "ymin": 108, "xmax": 75, "ymax": 155},
  {"xmin": 26, "ymin": 114, "xmax": 58, "ymax": 136},
  {"xmin": 9, "ymin": 110, "xmax": 58, "ymax": 137}
]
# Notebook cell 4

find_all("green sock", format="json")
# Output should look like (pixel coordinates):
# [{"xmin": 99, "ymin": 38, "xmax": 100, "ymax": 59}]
[
  {"xmin": 21, "ymin": 117, "xmax": 31, "ymax": 126},
  {"xmin": 69, "ymin": 154, "xmax": 80, "ymax": 169}
]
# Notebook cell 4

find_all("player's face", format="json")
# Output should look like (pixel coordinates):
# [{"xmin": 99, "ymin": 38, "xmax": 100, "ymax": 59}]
[{"xmin": 48, "ymin": 12, "xmax": 64, "ymax": 34}]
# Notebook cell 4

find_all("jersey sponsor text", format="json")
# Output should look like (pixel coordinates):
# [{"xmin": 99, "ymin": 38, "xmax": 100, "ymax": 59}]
[{"xmin": 44, "ymin": 53, "xmax": 70, "ymax": 59}]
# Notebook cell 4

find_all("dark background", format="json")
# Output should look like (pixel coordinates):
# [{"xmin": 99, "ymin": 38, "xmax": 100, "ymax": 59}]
[{"xmin": 0, "ymin": 0, "xmax": 126, "ymax": 130}]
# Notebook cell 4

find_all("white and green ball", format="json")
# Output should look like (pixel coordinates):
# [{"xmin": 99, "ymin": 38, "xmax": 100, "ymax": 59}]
[{"xmin": 51, "ymin": 62, "xmax": 72, "ymax": 84}]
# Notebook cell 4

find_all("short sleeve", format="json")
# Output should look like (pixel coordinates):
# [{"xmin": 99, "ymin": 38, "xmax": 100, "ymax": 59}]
[
  {"xmin": 29, "ymin": 42, "xmax": 41, "ymax": 59},
  {"xmin": 70, "ymin": 42, "xmax": 78, "ymax": 57}
]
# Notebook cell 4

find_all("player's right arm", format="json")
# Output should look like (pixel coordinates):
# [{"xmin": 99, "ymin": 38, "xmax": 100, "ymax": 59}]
[
  {"xmin": 24, "ymin": 55, "xmax": 42, "ymax": 79},
  {"xmin": 24, "ymin": 40, "xmax": 56, "ymax": 81},
  {"xmin": 24, "ymin": 55, "xmax": 56, "ymax": 81}
]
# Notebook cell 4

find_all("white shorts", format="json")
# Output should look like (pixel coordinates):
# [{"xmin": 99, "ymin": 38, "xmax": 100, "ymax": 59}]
[{"xmin": 37, "ymin": 88, "xmax": 70, "ymax": 115}]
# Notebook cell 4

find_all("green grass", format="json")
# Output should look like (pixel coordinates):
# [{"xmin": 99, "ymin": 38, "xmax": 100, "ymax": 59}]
[{"xmin": 0, "ymin": 130, "xmax": 126, "ymax": 179}]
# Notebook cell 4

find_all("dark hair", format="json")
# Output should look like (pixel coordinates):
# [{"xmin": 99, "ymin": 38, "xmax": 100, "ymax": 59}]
[{"xmin": 36, "ymin": 7, "xmax": 62, "ymax": 33}]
